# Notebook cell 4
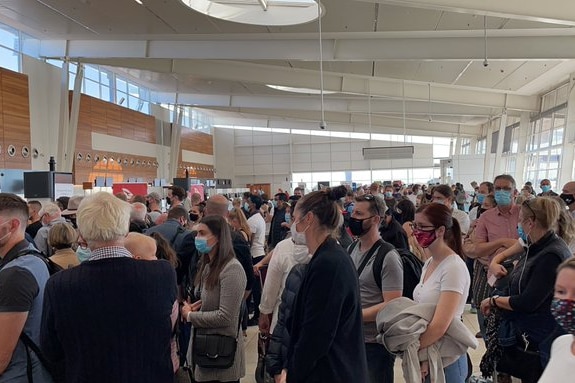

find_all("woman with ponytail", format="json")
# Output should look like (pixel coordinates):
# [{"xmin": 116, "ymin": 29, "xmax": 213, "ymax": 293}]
[{"xmin": 284, "ymin": 186, "xmax": 368, "ymax": 383}]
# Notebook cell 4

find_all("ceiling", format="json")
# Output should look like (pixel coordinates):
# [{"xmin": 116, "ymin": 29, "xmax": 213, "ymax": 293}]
[{"xmin": 2, "ymin": 0, "xmax": 575, "ymax": 137}]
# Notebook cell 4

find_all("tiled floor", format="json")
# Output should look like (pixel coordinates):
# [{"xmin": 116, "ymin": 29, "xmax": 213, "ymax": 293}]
[{"xmin": 240, "ymin": 305, "xmax": 516, "ymax": 383}]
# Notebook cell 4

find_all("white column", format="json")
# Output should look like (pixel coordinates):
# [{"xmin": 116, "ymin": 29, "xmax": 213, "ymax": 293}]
[
  {"xmin": 168, "ymin": 106, "xmax": 183, "ymax": 181},
  {"xmin": 493, "ymin": 112, "xmax": 508, "ymax": 176},
  {"xmin": 559, "ymin": 75, "xmax": 575, "ymax": 185},
  {"xmin": 482, "ymin": 121, "xmax": 494, "ymax": 181},
  {"xmin": 64, "ymin": 64, "xmax": 83, "ymax": 172},
  {"xmin": 469, "ymin": 137, "xmax": 477, "ymax": 155},
  {"xmin": 514, "ymin": 112, "xmax": 531, "ymax": 187},
  {"xmin": 56, "ymin": 61, "xmax": 70, "ymax": 171}
]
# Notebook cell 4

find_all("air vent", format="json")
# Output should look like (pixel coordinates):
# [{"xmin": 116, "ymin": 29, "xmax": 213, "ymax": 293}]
[{"xmin": 362, "ymin": 146, "xmax": 414, "ymax": 160}]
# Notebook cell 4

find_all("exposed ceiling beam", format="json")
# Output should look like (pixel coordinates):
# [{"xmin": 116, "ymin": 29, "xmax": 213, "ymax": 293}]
[
  {"xmin": 80, "ymin": 58, "xmax": 539, "ymax": 112},
  {"xmin": 362, "ymin": 0, "xmax": 575, "ymax": 26},
  {"xmin": 37, "ymin": 30, "xmax": 575, "ymax": 60},
  {"xmin": 152, "ymin": 91, "xmax": 504, "ymax": 118},
  {"xmin": 201, "ymin": 106, "xmax": 483, "ymax": 136}
]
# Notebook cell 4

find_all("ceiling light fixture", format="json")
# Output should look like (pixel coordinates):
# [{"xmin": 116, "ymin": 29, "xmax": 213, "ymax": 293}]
[
  {"xmin": 179, "ymin": 0, "xmax": 319, "ymax": 26},
  {"xmin": 134, "ymin": 0, "xmax": 143, "ymax": 4},
  {"xmin": 266, "ymin": 84, "xmax": 337, "ymax": 95}
]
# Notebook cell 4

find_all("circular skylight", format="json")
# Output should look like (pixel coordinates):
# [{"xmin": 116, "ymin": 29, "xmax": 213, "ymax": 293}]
[{"xmin": 180, "ymin": 0, "xmax": 321, "ymax": 26}]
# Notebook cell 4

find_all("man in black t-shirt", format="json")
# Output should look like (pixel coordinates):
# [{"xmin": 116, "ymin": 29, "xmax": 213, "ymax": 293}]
[{"xmin": 0, "ymin": 194, "xmax": 52, "ymax": 381}]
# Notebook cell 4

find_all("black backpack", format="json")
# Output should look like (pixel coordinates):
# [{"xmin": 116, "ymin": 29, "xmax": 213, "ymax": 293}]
[
  {"xmin": 349, "ymin": 240, "xmax": 423, "ymax": 299},
  {"xmin": 16, "ymin": 248, "xmax": 63, "ymax": 275}
]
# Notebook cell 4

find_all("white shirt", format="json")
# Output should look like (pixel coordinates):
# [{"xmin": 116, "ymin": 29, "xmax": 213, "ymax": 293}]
[
  {"xmin": 412, "ymin": 254, "xmax": 470, "ymax": 319},
  {"xmin": 538, "ymin": 335, "xmax": 575, "ymax": 383},
  {"xmin": 247, "ymin": 212, "xmax": 266, "ymax": 258},
  {"xmin": 258, "ymin": 238, "xmax": 311, "ymax": 332},
  {"xmin": 452, "ymin": 208, "xmax": 470, "ymax": 235}
]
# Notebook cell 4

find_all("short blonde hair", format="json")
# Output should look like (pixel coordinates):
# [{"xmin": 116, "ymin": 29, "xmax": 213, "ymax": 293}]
[
  {"xmin": 77, "ymin": 192, "xmax": 131, "ymax": 243},
  {"xmin": 48, "ymin": 222, "xmax": 77, "ymax": 249}
]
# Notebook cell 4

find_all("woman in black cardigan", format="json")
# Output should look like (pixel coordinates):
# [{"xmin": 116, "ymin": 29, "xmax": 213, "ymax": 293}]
[
  {"xmin": 480, "ymin": 197, "xmax": 572, "ymax": 382},
  {"xmin": 284, "ymin": 186, "xmax": 368, "ymax": 383}
]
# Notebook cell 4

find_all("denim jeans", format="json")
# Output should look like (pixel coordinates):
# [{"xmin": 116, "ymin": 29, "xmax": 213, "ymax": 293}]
[
  {"xmin": 365, "ymin": 342, "xmax": 395, "ymax": 383},
  {"xmin": 425, "ymin": 353, "xmax": 468, "ymax": 383}
]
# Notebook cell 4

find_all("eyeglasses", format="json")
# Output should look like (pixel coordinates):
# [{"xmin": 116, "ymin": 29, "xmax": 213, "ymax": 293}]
[
  {"xmin": 522, "ymin": 199, "xmax": 537, "ymax": 220},
  {"xmin": 410, "ymin": 223, "xmax": 436, "ymax": 232}
]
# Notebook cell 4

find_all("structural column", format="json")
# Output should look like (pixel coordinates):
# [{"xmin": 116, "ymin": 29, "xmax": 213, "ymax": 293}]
[
  {"xmin": 514, "ymin": 112, "xmax": 530, "ymax": 187},
  {"xmin": 168, "ymin": 105, "xmax": 183, "ymax": 181},
  {"xmin": 559, "ymin": 75, "xmax": 575, "ymax": 185},
  {"xmin": 482, "ymin": 121, "xmax": 494, "ymax": 182},
  {"xmin": 492, "ymin": 112, "xmax": 508, "ymax": 177}
]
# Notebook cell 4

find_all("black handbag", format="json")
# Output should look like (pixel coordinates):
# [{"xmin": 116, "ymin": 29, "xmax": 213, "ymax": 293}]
[
  {"xmin": 496, "ymin": 337, "xmax": 544, "ymax": 381},
  {"xmin": 192, "ymin": 332, "xmax": 237, "ymax": 369}
]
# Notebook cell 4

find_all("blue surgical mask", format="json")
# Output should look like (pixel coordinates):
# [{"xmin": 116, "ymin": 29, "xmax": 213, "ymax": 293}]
[
  {"xmin": 541, "ymin": 185, "xmax": 551, "ymax": 193},
  {"xmin": 494, "ymin": 190, "xmax": 512, "ymax": 206},
  {"xmin": 476, "ymin": 193, "xmax": 486, "ymax": 204},
  {"xmin": 517, "ymin": 223, "xmax": 528, "ymax": 243},
  {"xmin": 195, "ymin": 236, "xmax": 213, "ymax": 254},
  {"xmin": 272, "ymin": 200, "xmax": 278, "ymax": 208},
  {"xmin": 385, "ymin": 192, "xmax": 393, "ymax": 198},
  {"xmin": 243, "ymin": 202, "xmax": 250, "ymax": 211},
  {"xmin": 284, "ymin": 213, "xmax": 291, "ymax": 224}
]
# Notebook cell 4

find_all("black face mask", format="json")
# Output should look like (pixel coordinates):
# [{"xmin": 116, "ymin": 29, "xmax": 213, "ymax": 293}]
[
  {"xmin": 189, "ymin": 213, "xmax": 199, "ymax": 222},
  {"xmin": 348, "ymin": 216, "xmax": 374, "ymax": 237},
  {"xmin": 560, "ymin": 193, "xmax": 575, "ymax": 206},
  {"xmin": 165, "ymin": 197, "xmax": 171, "ymax": 206},
  {"xmin": 425, "ymin": 193, "xmax": 432, "ymax": 201},
  {"xmin": 393, "ymin": 211, "xmax": 404, "ymax": 225}
]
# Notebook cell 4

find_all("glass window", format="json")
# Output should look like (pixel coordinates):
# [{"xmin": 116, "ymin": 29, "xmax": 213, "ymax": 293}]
[
  {"xmin": 116, "ymin": 78, "xmax": 127, "ymax": 93},
  {"xmin": 0, "ymin": 25, "xmax": 18, "ymax": 50},
  {"xmin": 128, "ymin": 83, "xmax": 139, "ymax": 97},
  {"xmin": 84, "ymin": 79, "xmax": 100, "ymax": 98},
  {"xmin": 0, "ymin": 46, "xmax": 19, "ymax": 72},
  {"xmin": 100, "ymin": 70, "xmax": 112, "ymax": 87},
  {"xmin": 552, "ymin": 127, "xmax": 563, "ymax": 146},
  {"xmin": 84, "ymin": 65, "xmax": 100, "ymax": 81},
  {"xmin": 100, "ymin": 85, "xmax": 111, "ymax": 102},
  {"xmin": 45, "ymin": 59, "xmax": 63, "ymax": 68},
  {"xmin": 116, "ymin": 91, "xmax": 127, "ymax": 106}
]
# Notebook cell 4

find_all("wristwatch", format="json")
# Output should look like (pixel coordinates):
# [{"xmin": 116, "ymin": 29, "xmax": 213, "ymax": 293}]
[{"xmin": 490, "ymin": 295, "xmax": 500, "ymax": 308}]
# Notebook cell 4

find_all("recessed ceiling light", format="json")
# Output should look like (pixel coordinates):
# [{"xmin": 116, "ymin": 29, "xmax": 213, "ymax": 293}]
[
  {"xmin": 134, "ymin": 0, "xmax": 143, "ymax": 4},
  {"xmin": 266, "ymin": 84, "xmax": 337, "ymax": 95},
  {"xmin": 179, "ymin": 0, "xmax": 320, "ymax": 26}
]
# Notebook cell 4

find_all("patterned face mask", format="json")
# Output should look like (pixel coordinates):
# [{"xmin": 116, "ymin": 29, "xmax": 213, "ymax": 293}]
[{"xmin": 551, "ymin": 298, "xmax": 575, "ymax": 335}]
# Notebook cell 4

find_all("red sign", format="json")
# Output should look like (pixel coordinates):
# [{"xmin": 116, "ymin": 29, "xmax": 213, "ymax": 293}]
[{"xmin": 112, "ymin": 183, "xmax": 149, "ymax": 200}]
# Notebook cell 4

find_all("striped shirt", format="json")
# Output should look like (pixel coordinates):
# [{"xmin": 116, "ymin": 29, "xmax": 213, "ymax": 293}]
[{"xmin": 88, "ymin": 246, "xmax": 132, "ymax": 261}]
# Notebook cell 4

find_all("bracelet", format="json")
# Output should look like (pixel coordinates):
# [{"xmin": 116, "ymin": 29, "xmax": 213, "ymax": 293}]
[{"xmin": 490, "ymin": 296, "xmax": 499, "ymax": 308}]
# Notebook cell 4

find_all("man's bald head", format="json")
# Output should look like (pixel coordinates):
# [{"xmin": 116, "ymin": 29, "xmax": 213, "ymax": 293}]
[
  {"xmin": 205, "ymin": 194, "xmax": 230, "ymax": 217},
  {"xmin": 125, "ymin": 232, "xmax": 157, "ymax": 260}
]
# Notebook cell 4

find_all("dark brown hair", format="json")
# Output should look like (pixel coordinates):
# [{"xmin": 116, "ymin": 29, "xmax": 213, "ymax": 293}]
[
  {"xmin": 194, "ymin": 215, "xmax": 235, "ymax": 290},
  {"xmin": 149, "ymin": 232, "xmax": 179, "ymax": 269},
  {"xmin": 416, "ymin": 203, "xmax": 465, "ymax": 258},
  {"xmin": 296, "ymin": 185, "xmax": 347, "ymax": 235},
  {"xmin": 433, "ymin": 184, "xmax": 454, "ymax": 200}
]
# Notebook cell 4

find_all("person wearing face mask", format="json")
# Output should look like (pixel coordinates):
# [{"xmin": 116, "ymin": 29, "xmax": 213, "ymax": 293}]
[
  {"xmin": 464, "ymin": 175, "xmax": 521, "ymax": 340},
  {"xmin": 347, "ymin": 194, "xmax": 403, "ymax": 383},
  {"xmin": 538, "ymin": 258, "xmax": 575, "ymax": 382},
  {"xmin": 431, "ymin": 184, "xmax": 470, "ymax": 235},
  {"xmin": 258, "ymin": 204, "xmax": 311, "ymax": 337},
  {"xmin": 0, "ymin": 194, "xmax": 53, "ymax": 383},
  {"xmin": 411, "ymin": 203, "xmax": 471, "ymax": 383},
  {"xmin": 285, "ymin": 186, "xmax": 368, "ymax": 383},
  {"xmin": 537, "ymin": 179, "xmax": 558, "ymax": 197},
  {"xmin": 560, "ymin": 181, "xmax": 575, "ymax": 219},
  {"xmin": 468, "ymin": 181, "xmax": 494, "ymax": 225},
  {"xmin": 382, "ymin": 184, "xmax": 397, "ymax": 212},
  {"xmin": 268, "ymin": 193, "xmax": 289, "ymax": 250},
  {"xmin": 181, "ymin": 215, "xmax": 247, "ymax": 383},
  {"xmin": 479, "ymin": 197, "xmax": 571, "ymax": 382}
]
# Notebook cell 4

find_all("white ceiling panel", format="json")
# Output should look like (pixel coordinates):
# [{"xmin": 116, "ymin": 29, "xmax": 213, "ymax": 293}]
[
  {"xmin": 435, "ymin": 12, "xmax": 508, "ymax": 31},
  {"xmin": 454, "ymin": 61, "xmax": 525, "ymax": 89},
  {"xmin": 412, "ymin": 61, "xmax": 469, "ymax": 84},
  {"xmin": 376, "ymin": 4, "xmax": 442, "ymax": 31},
  {"xmin": 492, "ymin": 61, "xmax": 564, "ymax": 91},
  {"xmin": 373, "ymin": 61, "xmax": 420, "ymax": 80}
]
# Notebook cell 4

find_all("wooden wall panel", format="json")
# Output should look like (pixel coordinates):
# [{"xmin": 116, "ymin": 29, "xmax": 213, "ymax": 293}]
[
  {"xmin": 180, "ymin": 129, "xmax": 213, "ymax": 155},
  {"xmin": 0, "ymin": 68, "xmax": 31, "ymax": 170}
]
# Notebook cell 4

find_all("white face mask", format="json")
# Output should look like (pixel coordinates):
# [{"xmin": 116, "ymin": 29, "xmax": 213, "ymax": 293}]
[
  {"xmin": 290, "ymin": 219, "xmax": 309, "ymax": 246},
  {"xmin": 292, "ymin": 244, "xmax": 312, "ymax": 264}
]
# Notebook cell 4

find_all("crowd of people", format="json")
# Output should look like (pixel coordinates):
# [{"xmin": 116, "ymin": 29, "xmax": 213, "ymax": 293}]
[{"xmin": 0, "ymin": 176, "xmax": 574, "ymax": 383}]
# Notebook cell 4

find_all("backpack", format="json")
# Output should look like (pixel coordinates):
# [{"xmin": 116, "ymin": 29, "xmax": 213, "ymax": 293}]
[
  {"xmin": 17, "ymin": 248, "xmax": 63, "ymax": 275},
  {"xmin": 349, "ymin": 240, "xmax": 423, "ymax": 299}
]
